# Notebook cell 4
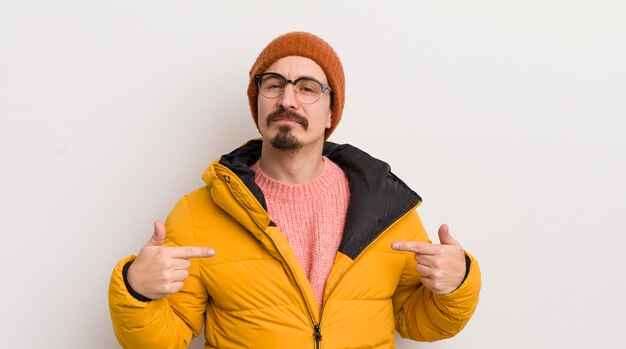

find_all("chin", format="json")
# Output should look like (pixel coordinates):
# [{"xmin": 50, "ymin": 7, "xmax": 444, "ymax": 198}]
[{"xmin": 266, "ymin": 126, "xmax": 304, "ymax": 152}]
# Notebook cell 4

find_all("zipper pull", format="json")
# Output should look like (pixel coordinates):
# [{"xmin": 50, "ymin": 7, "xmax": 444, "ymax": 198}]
[{"xmin": 313, "ymin": 324, "xmax": 322, "ymax": 348}]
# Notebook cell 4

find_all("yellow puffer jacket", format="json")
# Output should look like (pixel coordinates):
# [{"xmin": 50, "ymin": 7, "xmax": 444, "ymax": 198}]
[{"xmin": 109, "ymin": 140, "xmax": 481, "ymax": 348}]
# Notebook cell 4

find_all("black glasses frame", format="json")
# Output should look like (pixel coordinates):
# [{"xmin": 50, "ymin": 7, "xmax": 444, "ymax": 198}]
[{"xmin": 254, "ymin": 72, "xmax": 332, "ymax": 104}]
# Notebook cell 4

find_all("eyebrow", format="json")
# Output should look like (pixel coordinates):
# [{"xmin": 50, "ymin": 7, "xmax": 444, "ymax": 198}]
[{"xmin": 265, "ymin": 72, "xmax": 329, "ymax": 85}]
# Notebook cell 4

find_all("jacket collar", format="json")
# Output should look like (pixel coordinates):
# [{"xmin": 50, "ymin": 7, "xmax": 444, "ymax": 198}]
[{"xmin": 207, "ymin": 139, "xmax": 422, "ymax": 260}]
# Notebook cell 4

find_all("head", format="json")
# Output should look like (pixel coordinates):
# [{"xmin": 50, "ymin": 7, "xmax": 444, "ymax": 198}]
[{"xmin": 247, "ymin": 32, "xmax": 345, "ymax": 150}]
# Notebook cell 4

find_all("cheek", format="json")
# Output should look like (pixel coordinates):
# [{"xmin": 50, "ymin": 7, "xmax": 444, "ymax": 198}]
[
  {"xmin": 257, "ymin": 98, "xmax": 269, "ymax": 115},
  {"xmin": 256, "ymin": 99, "xmax": 271, "ymax": 128}
]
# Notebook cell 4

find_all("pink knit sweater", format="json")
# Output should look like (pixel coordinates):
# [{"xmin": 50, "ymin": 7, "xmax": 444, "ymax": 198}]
[{"xmin": 250, "ymin": 157, "xmax": 350, "ymax": 309}]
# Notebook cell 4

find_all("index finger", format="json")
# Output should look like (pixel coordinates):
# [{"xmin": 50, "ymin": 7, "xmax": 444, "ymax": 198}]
[
  {"xmin": 391, "ymin": 241, "xmax": 436, "ymax": 255},
  {"xmin": 166, "ymin": 246, "xmax": 216, "ymax": 259}
]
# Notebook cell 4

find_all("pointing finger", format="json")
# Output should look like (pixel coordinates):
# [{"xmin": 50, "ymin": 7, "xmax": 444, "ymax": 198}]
[
  {"xmin": 391, "ymin": 241, "xmax": 436, "ymax": 255},
  {"xmin": 167, "ymin": 246, "xmax": 216, "ymax": 259}
]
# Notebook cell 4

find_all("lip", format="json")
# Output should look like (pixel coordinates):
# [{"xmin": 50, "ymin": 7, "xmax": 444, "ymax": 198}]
[{"xmin": 273, "ymin": 118, "xmax": 301, "ymax": 125}]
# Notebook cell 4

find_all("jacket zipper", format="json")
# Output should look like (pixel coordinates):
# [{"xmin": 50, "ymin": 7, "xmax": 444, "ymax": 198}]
[
  {"xmin": 314, "ymin": 202, "xmax": 421, "ymax": 348},
  {"xmin": 256, "ymin": 220, "xmax": 321, "ymax": 348},
  {"xmin": 313, "ymin": 324, "xmax": 322, "ymax": 349},
  {"xmin": 220, "ymin": 171, "xmax": 321, "ymax": 348}
]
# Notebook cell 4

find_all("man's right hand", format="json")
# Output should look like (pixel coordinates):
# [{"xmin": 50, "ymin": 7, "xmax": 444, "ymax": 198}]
[{"xmin": 127, "ymin": 221, "xmax": 216, "ymax": 300}]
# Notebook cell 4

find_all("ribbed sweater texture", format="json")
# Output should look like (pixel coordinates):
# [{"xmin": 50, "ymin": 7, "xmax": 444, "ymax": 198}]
[{"xmin": 250, "ymin": 157, "xmax": 350, "ymax": 309}]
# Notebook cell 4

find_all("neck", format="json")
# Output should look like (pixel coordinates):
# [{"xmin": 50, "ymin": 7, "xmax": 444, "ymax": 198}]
[{"xmin": 258, "ymin": 139, "xmax": 325, "ymax": 185}]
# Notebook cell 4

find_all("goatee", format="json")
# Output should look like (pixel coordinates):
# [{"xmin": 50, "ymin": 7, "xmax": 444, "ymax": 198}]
[
  {"xmin": 265, "ymin": 107, "xmax": 307, "ymax": 153},
  {"xmin": 270, "ymin": 125, "xmax": 303, "ymax": 153}
]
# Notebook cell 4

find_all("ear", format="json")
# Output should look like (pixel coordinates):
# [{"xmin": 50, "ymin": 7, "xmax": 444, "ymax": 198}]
[{"xmin": 326, "ymin": 114, "xmax": 332, "ymax": 129}]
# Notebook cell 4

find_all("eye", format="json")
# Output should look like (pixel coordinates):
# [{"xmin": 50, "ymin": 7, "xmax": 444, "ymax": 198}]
[
  {"xmin": 261, "ymin": 77, "xmax": 284, "ymax": 90},
  {"xmin": 296, "ymin": 80, "xmax": 321, "ymax": 94}
]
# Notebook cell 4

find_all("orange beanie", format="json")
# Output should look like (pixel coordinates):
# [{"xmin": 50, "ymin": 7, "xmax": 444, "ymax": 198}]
[{"xmin": 247, "ymin": 32, "xmax": 345, "ymax": 140}]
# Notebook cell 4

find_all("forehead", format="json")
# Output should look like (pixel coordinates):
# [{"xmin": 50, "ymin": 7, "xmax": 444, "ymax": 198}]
[{"xmin": 264, "ymin": 56, "xmax": 328, "ymax": 83}]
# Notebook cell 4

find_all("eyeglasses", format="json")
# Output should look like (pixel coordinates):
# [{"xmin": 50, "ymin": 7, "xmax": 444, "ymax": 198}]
[{"xmin": 255, "ymin": 72, "xmax": 332, "ymax": 105}]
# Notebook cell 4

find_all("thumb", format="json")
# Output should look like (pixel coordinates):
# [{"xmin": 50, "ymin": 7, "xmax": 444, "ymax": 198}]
[
  {"xmin": 438, "ymin": 223, "xmax": 461, "ymax": 246},
  {"xmin": 145, "ymin": 220, "xmax": 166, "ymax": 247}
]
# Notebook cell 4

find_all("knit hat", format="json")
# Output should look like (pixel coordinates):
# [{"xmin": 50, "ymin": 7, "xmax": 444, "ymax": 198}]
[{"xmin": 247, "ymin": 31, "xmax": 345, "ymax": 140}]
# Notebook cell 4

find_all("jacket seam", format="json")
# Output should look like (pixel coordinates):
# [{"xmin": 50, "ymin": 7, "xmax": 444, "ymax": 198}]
[
  {"xmin": 444, "ymin": 293, "xmax": 464, "ymax": 333},
  {"xmin": 213, "ymin": 301, "xmax": 302, "ymax": 314},
  {"xmin": 183, "ymin": 195, "xmax": 215, "ymax": 342},
  {"xmin": 217, "ymin": 169, "xmax": 269, "ymax": 232},
  {"xmin": 204, "ymin": 256, "xmax": 277, "ymax": 268}
]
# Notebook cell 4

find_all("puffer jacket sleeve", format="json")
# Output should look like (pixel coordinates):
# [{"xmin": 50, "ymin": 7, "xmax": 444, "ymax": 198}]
[
  {"xmin": 392, "ymin": 210, "xmax": 481, "ymax": 342},
  {"xmin": 108, "ymin": 196, "xmax": 209, "ymax": 349}
]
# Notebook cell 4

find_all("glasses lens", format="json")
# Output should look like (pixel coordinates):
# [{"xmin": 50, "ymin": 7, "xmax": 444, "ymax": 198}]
[
  {"xmin": 258, "ymin": 74, "xmax": 286, "ymax": 99},
  {"xmin": 294, "ymin": 79, "xmax": 323, "ymax": 104}
]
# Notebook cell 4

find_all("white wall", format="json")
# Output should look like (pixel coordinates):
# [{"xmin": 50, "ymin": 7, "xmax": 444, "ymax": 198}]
[{"xmin": 1, "ymin": 1, "xmax": 624, "ymax": 348}]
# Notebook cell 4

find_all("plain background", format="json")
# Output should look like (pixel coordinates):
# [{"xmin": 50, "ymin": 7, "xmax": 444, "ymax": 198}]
[{"xmin": 1, "ymin": 1, "xmax": 624, "ymax": 348}]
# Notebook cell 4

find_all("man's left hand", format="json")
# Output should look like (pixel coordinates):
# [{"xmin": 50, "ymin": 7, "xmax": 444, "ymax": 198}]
[{"xmin": 392, "ymin": 224, "xmax": 466, "ymax": 294}]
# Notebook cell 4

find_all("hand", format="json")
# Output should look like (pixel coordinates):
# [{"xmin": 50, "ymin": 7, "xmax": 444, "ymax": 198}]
[
  {"xmin": 127, "ymin": 221, "xmax": 216, "ymax": 300},
  {"xmin": 392, "ymin": 224, "xmax": 466, "ymax": 295}
]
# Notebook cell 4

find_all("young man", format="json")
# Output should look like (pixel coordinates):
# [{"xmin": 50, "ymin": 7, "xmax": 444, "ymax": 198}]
[{"xmin": 109, "ymin": 31, "xmax": 481, "ymax": 348}]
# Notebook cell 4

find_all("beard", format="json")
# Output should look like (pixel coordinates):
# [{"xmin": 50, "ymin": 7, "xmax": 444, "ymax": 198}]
[
  {"xmin": 265, "ymin": 107, "xmax": 308, "ymax": 153},
  {"xmin": 270, "ymin": 125, "xmax": 303, "ymax": 153}
]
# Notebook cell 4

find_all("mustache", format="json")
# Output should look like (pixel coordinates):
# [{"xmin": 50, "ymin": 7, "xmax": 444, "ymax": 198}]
[{"xmin": 266, "ymin": 108, "xmax": 309, "ymax": 130}]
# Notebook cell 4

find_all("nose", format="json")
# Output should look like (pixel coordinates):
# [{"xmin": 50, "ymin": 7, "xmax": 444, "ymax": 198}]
[{"xmin": 277, "ymin": 83, "xmax": 298, "ymax": 110}]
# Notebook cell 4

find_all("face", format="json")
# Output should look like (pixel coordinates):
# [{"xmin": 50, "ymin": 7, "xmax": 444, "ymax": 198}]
[{"xmin": 257, "ymin": 56, "xmax": 332, "ymax": 153}]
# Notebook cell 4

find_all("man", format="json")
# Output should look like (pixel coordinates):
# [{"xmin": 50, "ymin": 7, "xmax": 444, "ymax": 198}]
[{"xmin": 109, "ymin": 31, "xmax": 481, "ymax": 348}]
